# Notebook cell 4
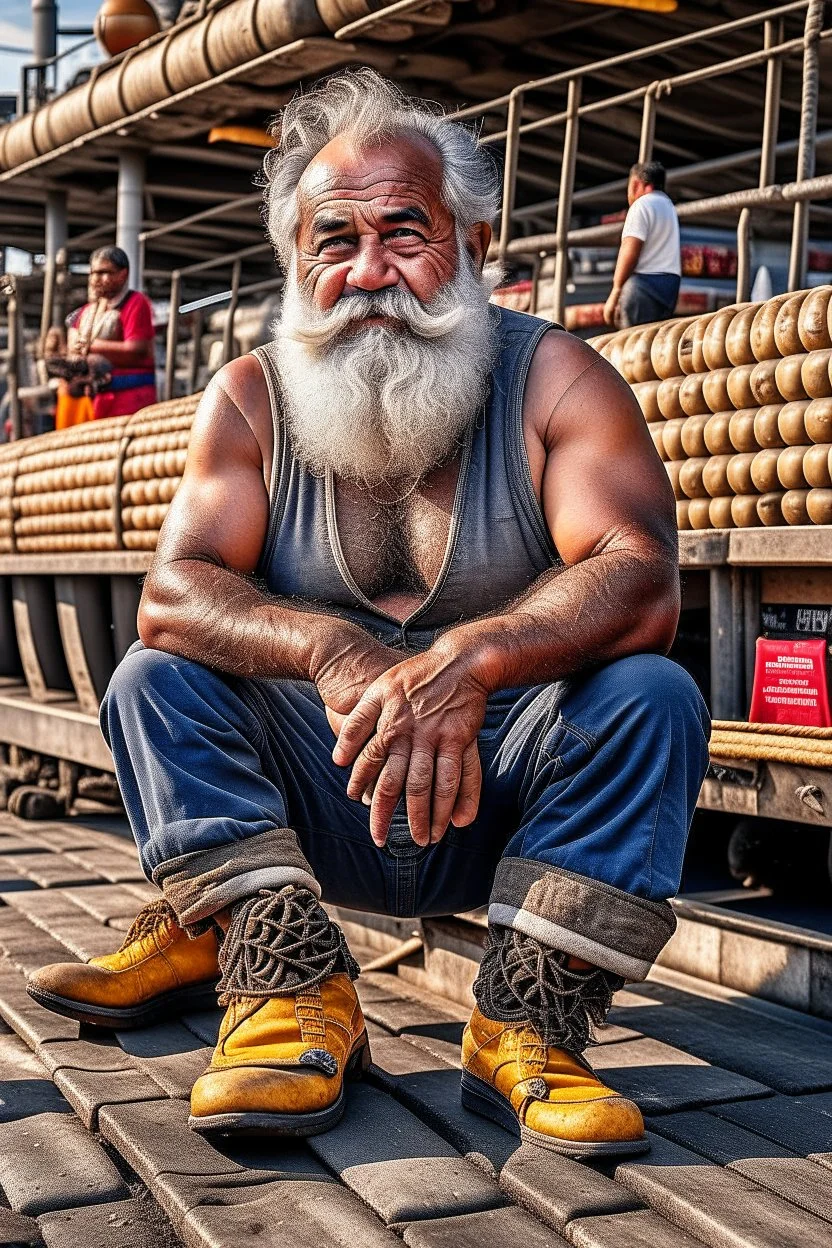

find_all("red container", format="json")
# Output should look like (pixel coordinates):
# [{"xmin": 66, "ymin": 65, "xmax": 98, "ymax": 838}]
[{"xmin": 749, "ymin": 637, "xmax": 832, "ymax": 726}]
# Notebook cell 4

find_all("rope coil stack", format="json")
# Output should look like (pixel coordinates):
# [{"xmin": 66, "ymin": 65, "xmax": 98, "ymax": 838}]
[
  {"xmin": 710, "ymin": 719, "xmax": 832, "ymax": 769},
  {"xmin": 589, "ymin": 285, "xmax": 832, "ymax": 530},
  {"xmin": 0, "ymin": 393, "xmax": 200, "ymax": 554}
]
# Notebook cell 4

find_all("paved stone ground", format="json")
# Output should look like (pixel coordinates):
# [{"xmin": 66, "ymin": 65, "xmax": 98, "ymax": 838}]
[{"xmin": 0, "ymin": 814, "xmax": 830, "ymax": 1246}]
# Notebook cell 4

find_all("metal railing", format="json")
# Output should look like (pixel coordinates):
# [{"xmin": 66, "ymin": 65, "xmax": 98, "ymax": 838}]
[{"xmin": 460, "ymin": 0, "xmax": 828, "ymax": 322}]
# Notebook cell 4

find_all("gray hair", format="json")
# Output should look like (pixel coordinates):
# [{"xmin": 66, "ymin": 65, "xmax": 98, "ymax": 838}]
[
  {"xmin": 262, "ymin": 69, "xmax": 500, "ymax": 269},
  {"xmin": 90, "ymin": 245, "xmax": 130, "ymax": 273}
]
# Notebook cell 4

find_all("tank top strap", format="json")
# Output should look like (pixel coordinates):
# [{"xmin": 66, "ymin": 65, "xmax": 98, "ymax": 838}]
[{"xmin": 251, "ymin": 341, "xmax": 292, "ymax": 575}]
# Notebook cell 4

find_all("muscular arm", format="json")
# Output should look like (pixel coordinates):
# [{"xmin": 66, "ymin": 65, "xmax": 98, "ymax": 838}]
[
  {"xmin": 604, "ymin": 235, "xmax": 643, "ymax": 324},
  {"xmin": 435, "ymin": 336, "xmax": 679, "ymax": 688},
  {"xmin": 89, "ymin": 338, "xmax": 154, "ymax": 368},
  {"xmin": 138, "ymin": 359, "xmax": 400, "ymax": 696}
]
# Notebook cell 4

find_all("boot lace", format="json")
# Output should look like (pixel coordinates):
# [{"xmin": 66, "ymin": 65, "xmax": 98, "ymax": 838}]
[
  {"xmin": 217, "ymin": 887, "xmax": 359, "ymax": 1006},
  {"xmin": 473, "ymin": 925, "xmax": 624, "ymax": 1054},
  {"xmin": 117, "ymin": 898, "xmax": 178, "ymax": 953}
]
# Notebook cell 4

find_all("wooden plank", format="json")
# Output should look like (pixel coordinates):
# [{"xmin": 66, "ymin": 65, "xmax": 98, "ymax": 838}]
[
  {"xmin": 678, "ymin": 531, "xmax": 729, "ymax": 568},
  {"xmin": 699, "ymin": 760, "xmax": 832, "ymax": 827},
  {"xmin": 0, "ymin": 553, "xmax": 152, "ymax": 575},
  {"xmin": 0, "ymin": 687, "xmax": 114, "ymax": 771},
  {"xmin": 729, "ymin": 526, "xmax": 832, "ymax": 567}
]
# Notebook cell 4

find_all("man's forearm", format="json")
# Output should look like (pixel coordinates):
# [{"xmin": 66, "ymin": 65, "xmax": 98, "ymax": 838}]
[
  {"xmin": 138, "ymin": 556, "xmax": 375, "ymax": 683},
  {"xmin": 91, "ymin": 340, "xmax": 152, "ymax": 368},
  {"xmin": 434, "ymin": 547, "xmax": 679, "ymax": 693}
]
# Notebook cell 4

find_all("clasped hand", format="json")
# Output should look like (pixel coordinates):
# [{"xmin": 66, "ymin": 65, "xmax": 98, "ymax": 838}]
[{"xmin": 318, "ymin": 640, "xmax": 487, "ymax": 849}]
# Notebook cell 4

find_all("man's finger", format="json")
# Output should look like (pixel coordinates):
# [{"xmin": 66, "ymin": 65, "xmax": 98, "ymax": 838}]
[
  {"xmin": 430, "ymin": 750, "xmax": 462, "ymax": 844},
  {"xmin": 451, "ymin": 740, "xmax": 482, "ymax": 828},
  {"xmin": 346, "ymin": 733, "xmax": 389, "ymax": 801},
  {"xmin": 369, "ymin": 751, "xmax": 410, "ymax": 847},
  {"xmin": 405, "ymin": 749, "xmax": 435, "ymax": 848},
  {"xmin": 333, "ymin": 691, "xmax": 383, "ymax": 767}
]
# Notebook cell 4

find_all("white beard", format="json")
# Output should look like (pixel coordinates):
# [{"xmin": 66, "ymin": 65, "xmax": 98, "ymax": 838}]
[{"xmin": 273, "ymin": 250, "xmax": 501, "ymax": 484}]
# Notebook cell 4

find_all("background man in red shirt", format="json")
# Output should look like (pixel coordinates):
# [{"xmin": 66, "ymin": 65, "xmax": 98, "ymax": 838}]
[{"xmin": 67, "ymin": 246, "xmax": 157, "ymax": 420}]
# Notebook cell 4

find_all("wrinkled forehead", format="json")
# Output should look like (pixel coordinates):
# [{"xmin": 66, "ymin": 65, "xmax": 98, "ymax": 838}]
[{"xmin": 296, "ymin": 133, "xmax": 449, "ymax": 226}]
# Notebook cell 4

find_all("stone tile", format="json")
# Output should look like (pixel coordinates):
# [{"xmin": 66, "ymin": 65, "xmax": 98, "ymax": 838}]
[
  {"xmin": 615, "ymin": 1129, "xmax": 832, "ymax": 1247},
  {"xmin": 36, "ymin": 1036, "xmax": 134, "ymax": 1076},
  {"xmin": 589, "ymin": 1036, "xmax": 770, "ymax": 1113},
  {"xmin": 116, "ymin": 1022, "xmax": 212, "ymax": 1099},
  {"xmin": 12, "ymin": 824, "xmax": 127, "ymax": 854},
  {"xmin": 122, "ymin": 883, "xmax": 161, "ymax": 903},
  {"xmin": 651, "ymin": 1109, "xmax": 832, "ymax": 1223},
  {"xmin": 499, "ymin": 1144, "xmax": 643, "ymax": 1232},
  {"xmin": 0, "ymin": 837, "xmax": 52, "ymax": 856},
  {"xmin": 181, "ymin": 1179, "xmax": 402, "ymax": 1248},
  {"xmin": 403, "ymin": 1204, "xmax": 567, "ymax": 1246},
  {"xmin": 0, "ymin": 1111, "xmax": 129, "ymax": 1215},
  {"xmin": 609, "ymin": 991, "xmax": 832, "ymax": 1095},
  {"xmin": 152, "ymin": 1151, "xmax": 332, "ymax": 1229},
  {"xmin": 307, "ymin": 1082, "xmax": 503, "ymax": 1225},
  {"xmin": 656, "ymin": 915, "xmax": 722, "ymax": 983},
  {"xmin": 368, "ymin": 1036, "xmax": 519, "ymax": 1173},
  {"xmin": 0, "ymin": 1030, "xmax": 73, "ymax": 1121},
  {"xmin": 0, "ymin": 911, "xmax": 76, "ymax": 976},
  {"xmin": 181, "ymin": 1008, "xmax": 223, "ymax": 1047},
  {"xmin": 60, "ymin": 848, "xmax": 144, "ymax": 884},
  {"xmin": 63, "ymin": 885, "xmax": 146, "ymax": 925},
  {"xmin": 719, "ymin": 931, "xmax": 811, "ymax": 1013},
  {"xmin": 566, "ymin": 1209, "xmax": 705, "ymax": 1248},
  {"xmin": 38, "ymin": 1197, "xmax": 177, "ymax": 1248},
  {"xmin": 357, "ymin": 972, "xmax": 468, "ymax": 1039},
  {"xmin": 0, "ymin": 1207, "xmax": 41, "ymax": 1246},
  {"xmin": 0, "ymin": 964, "xmax": 80, "ymax": 1048},
  {"xmin": 0, "ymin": 892, "xmax": 82, "ymax": 920},
  {"xmin": 54, "ymin": 1065, "xmax": 167, "ymax": 1129},
  {"xmin": 1, "ymin": 854, "xmax": 104, "ymax": 889},
  {"xmin": 33, "ymin": 916, "xmax": 121, "ymax": 963},
  {"xmin": 708, "ymin": 1096, "xmax": 832, "ymax": 1166},
  {"xmin": 401, "ymin": 1030, "xmax": 463, "ymax": 1067},
  {"xmin": 99, "ymin": 1098, "xmax": 250, "ymax": 1185},
  {"xmin": 810, "ymin": 949, "xmax": 832, "ymax": 1020}
]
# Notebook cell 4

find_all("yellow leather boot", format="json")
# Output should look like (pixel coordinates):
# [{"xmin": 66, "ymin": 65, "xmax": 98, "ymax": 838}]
[
  {"xmin": 461, "ymin": 1006, "xmax": 647, "ymax": 1158},
  {"xmin": 189, "ymin": 887, "xmax": 369, "ymax": 1137},
  {"xmin": 27, "ymin": 899, "xmax": 220, "ymax": 1028}
]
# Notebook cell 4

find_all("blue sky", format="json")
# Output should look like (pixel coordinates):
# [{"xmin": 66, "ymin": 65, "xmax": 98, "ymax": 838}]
[{"xmin": 1, "ymin": 2, "xmax": 99, "ymax": 96}]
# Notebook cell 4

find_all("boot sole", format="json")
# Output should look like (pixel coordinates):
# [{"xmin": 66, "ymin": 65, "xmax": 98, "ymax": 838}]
[
  {"xmin": 26, "ymin": 980, "xmax": 220, "ymax": 1030},
  {"xmin": 188, "ymin": 1032, "xmax": 371, "ymax": 1138},
  {"xmin": 460, "ymin": 1069, "xmax": 650, "ymax": 1159}
]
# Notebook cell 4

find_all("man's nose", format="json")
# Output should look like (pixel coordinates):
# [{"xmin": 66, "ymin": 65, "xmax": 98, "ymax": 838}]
[{"xmin": 345, "ymin": 238, "xmax": 399, "ymax": 292}]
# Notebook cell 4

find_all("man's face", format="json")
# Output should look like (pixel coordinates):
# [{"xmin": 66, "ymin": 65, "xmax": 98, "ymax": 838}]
[
  {"xmin": 627, "ymin": 175, "xmax": 651, "ymax": 207},
  {"xmin": 90, "ymin": 259, "xmax": 128, "ymax": 300},
  {"xmin": 294, "ymin": 134, "xmax": 461, "ymax": 322}
]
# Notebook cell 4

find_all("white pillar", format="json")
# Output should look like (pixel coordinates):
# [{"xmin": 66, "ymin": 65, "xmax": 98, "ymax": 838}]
[
  {"xmin": 116, "ymin": 149, "xmax": 146, "ymax": 291},
  {"xmin": 41, "ymin": 188, "xmax": 67, "ymax": 336}
]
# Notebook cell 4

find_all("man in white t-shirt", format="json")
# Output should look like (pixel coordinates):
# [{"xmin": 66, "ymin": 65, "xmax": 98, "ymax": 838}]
[{"xmin": 603, "ymin": 161, "xmax": 681, "ymax": 328}]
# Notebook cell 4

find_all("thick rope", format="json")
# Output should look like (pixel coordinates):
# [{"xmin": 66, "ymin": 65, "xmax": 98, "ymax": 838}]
[
  {"xmin": 217, "ymin": 887, "xmax": 359, "ymax": 1006},
  {"xmin": 710, "ymin": 739, "xmax": 832, "ymax": 768},
  {"xmin": 473, "ymin": 925, "xmax": 623, "ymax": 1054},
  {"xmin": 711, "ymin": 720, "xmax": 832, "ymax": 741}
]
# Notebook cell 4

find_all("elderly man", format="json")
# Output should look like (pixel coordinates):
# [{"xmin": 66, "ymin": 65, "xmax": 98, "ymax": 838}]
[{"xmin": 29, "ymin": 71, "xmax": 708, "ymax": 1157}]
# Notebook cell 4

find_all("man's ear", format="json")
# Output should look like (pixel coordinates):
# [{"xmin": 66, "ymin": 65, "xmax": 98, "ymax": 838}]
[{"xmin": 465, "ymin": 222, "xmax": 492, "ymax": 271}]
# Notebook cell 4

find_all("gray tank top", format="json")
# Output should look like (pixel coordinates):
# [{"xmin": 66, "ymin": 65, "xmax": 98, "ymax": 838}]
[{"xmin": 253, "ymin": 306, "xmax": 561, "ymax": 651}]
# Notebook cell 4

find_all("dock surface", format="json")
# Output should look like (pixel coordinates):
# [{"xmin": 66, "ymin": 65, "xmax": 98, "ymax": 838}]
[{"xmin": 0, "ymin": 814, "xmax": 829, "ymax": 1246}]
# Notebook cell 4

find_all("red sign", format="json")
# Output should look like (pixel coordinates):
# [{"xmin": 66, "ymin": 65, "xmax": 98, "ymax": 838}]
[{"xmin": 749, "ymin": 637, "xmax": 832, "ymax": 727}]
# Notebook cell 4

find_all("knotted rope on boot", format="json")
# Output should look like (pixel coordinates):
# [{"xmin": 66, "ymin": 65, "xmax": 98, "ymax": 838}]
[
  {"xmin": 473, "ymin": 925, "xmax": 624, "ymax": 1054},
  {"xmin": 118, "ymin": 898, "xmax": 179, "ymax": 952},
  {"xmin": 217, "ymin": 887, "xmax": 359, "ymax": 1005}
]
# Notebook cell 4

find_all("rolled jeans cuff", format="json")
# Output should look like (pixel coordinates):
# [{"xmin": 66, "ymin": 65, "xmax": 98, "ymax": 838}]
[
  {"xmin": 488, "ymin": 857, "xmax": 676, "ymax": 982},
  {"xmin": 151, "ymin": 827, "xmax": 320, "ymax": 926}
]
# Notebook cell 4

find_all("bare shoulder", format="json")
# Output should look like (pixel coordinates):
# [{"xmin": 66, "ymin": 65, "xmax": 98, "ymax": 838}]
[
  {"xmin": 524, "ymin": 326, "xmax": 641, "ymax": 445},
  {"xmin": 193, "ymin": 353, "xmax": 274, "ymax": 474}
]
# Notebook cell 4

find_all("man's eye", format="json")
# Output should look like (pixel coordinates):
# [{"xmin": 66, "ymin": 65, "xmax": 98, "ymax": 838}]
[
  {"xmin": 318, "ymin": 237, "xmax": 354, "ymax": 254},
  {"xmin": 387, "ymin": 228, "xmax": 423, "ymax": 240}
]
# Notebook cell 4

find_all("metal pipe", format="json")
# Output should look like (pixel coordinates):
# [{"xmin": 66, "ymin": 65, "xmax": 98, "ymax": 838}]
[
  {"xmin": 164, "ymin": 270, "xmax": 181, "ymax": 403},
  {"xmin": 638, "ymin": 86, "xmax": 657, "ymax": 164},
  {"xmin": 552, "ymin": 77, "xmax": 581, "ymax": 328},
  {"xmin": 40, "ymin": 188, "xmax": 67, "ymax": 340},
  {"xmin": 500, "ymin": 169, "xmax": 832, "ymax": 257},
  {"xmin": 453, "ymin": 0, "xmax": 811, "ymax": 121},
  {"xmin": 139, "ymin": 193, "xmax": 262, "ymax": 244},
  {"xmin": 116, "ymin": 149, "xmax": 146, "ymax": 291},
  {"xmin": 735, "ymin": 208, "xmax": 752, "ymax": 303},
  {"xmin": 788, "ymin": 0, "xmax": 824, "ymax": 291},
  {"xmin": 6, "ymin": 284, "xmax": 22, "ymax": 441},
  {"xmin": 222, "ymin": 259, "xmax": 241, "ymax": 366},
  {"xmin": 180, "ymin": 241, "xmax": 270, "ymax": 278},
  {"xmin": 497, "ymin": 92, "xmax": 523, "ymax": 265},
  {"xmin": 760, "ymin": 17, "xmax": 785, "ymax": 188},
  {"xmin": 188, "ymin": 309, "xmax": 204, "ymax": 395}
]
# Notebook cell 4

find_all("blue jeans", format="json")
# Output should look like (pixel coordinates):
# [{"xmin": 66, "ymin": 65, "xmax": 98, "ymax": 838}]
[
  {"xmin": 619, "ymin": 273, "xmax": 680, "ymax": 329},
  {"xmin": 100, "ymin": 645, "xmax": 709, "ymax": 981}
]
